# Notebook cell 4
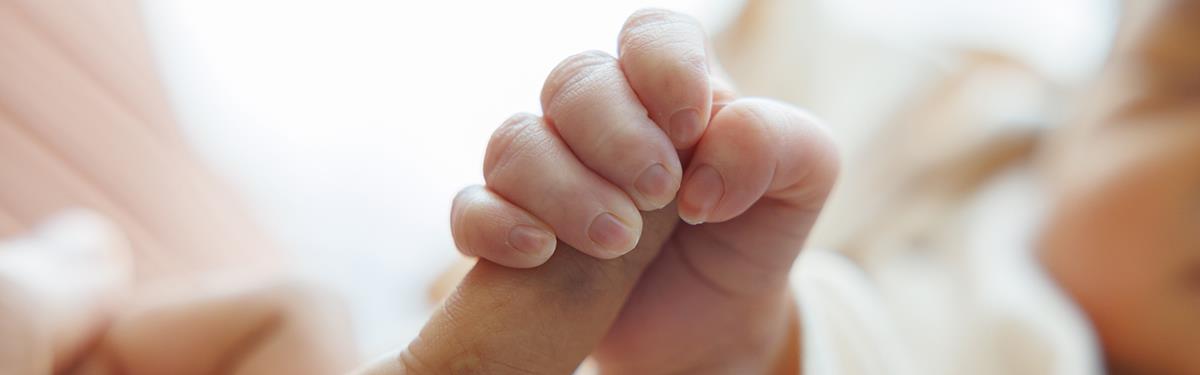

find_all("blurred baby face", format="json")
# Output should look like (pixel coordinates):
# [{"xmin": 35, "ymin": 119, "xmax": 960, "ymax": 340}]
[
  {"xmin": 1038, "ymin": 2, "xmax": 1200, "ymax": 371},
  {"xmin": 1041, "ymin": 108, "xmax": 1200, "ymax": 374}
]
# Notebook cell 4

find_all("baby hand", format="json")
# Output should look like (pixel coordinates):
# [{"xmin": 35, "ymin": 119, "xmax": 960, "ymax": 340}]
[{"xmin": 448, "ymin": 9, "xmax": 839, "ymax": 373}]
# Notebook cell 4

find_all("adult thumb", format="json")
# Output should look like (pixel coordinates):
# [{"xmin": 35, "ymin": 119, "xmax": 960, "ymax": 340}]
[{"xmin": 356, "ymin": 205, "xmax": 680, "ymax": 374}]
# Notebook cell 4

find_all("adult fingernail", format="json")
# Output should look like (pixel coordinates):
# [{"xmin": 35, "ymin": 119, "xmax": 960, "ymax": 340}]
[
  {"xmin": 508, "ymin": 225, "xmax": 555, "ymax": 257},
  {"xmin": 679, "ymin": 164, "xmax": 723, "ymax": 225},
  {"xmin": 635, "ymin": 163, "xmax": 675, "ymax": 209},
  {"xmin": 669, "ymin": 109, "xmax": 701, "ymax": 147},
  {"xmin": 588, "ymin": 213, "xmax": 633, "ymax": 257}
]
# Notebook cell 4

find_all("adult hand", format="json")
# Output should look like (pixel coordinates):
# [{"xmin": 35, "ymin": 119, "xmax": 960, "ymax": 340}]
[{"xmin": 0, "ymin": 212, "xmax": 357, "ymax": 375}]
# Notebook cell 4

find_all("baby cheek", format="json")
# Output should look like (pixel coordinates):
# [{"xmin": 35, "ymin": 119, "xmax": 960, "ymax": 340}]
[
  {"xmin": 1041, "ymin": 186, "xmax": 1180, "ymax": 372},
  {"xmin": 1089, "ymin": 135, "xmax": 1200, "ymax": 254},
  {"xmin": 1142, "ymin": 163, "xmax": 1200, "ymax": 257},
  {"xmin": 1057, "ymin": 159, "xmax": 1200, "ymax": 373}
]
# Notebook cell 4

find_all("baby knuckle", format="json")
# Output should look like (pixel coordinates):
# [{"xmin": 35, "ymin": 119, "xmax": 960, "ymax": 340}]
[
  {"xmin": 540, "ymin": 51, "xmax": 616, "ymax": 114},
  {"xmin": 721, "ymin": 100, "xmax": 777, "ymax": 140},
  {"xmin": 483, "ymin": 114, "xmax": 549, "ymax": 182},
  {"xmin": 619, "ymin": 9, "xmax": 702, "ymax": 55}
]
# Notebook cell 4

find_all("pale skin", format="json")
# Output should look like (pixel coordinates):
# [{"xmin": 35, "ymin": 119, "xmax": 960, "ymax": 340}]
[{"xmin": 4, "ymin": 1, "xmax": 1200, "ymax": 375}]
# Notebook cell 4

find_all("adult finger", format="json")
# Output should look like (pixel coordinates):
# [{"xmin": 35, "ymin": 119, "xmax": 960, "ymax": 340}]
[
  {"xmin": 354, "ymin": 206, "xmax": 680, "ymax": 375},
  {"xmin": 617, "ymin": 8, "xmax": 712, "ymax": 149},
  {"xmin": 74, "ymin": 281, "xmax": 358, "ymax": 375}
]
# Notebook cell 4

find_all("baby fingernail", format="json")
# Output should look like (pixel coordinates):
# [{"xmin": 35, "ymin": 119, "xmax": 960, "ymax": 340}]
[
  {"xmin": 680, "ymin": 164, "xmax": 724, "ymax": 224},
  {"xmin": 669, "ymin": 109, "xmax": 701, "ymax": 147},
  {"xmin": 508, "ymin": 225, "xmax": 555, "ymax": 257},
  {"xmin": 588, "ymin": 213, "xmax": 632, "ymax": 257},
  {"xmin": 635, "ymin": 163, "xmax": 675, "ymax": 209}
]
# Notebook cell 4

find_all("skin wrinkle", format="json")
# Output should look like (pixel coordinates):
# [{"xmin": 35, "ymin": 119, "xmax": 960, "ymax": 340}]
[
  {"xmin": 618, "ymin": 11, "xmax": 702, "ymax": 61},
  {"xmin": 628, "ymin": 38, "xmax": 708, "ymax": 81},
  {"xmin": 666, "ymin": 235, "xmax": 742, "ymax": 299},
  {"xmin": 615, "ymin": 60, "xmax": 656, "ymax": 112},
  {"xmin": 484, "ymin": 329, "xmax": 559, "ymax": 374},
  {"xmin": 540, "ymin": 51, "xmax": 613, "ymax": 113},
  {"xmin": 697, "ymin": 104, "xmax": 767, "ymax": 220},
  {"xmin": 619, "ymin": 10, "xmax": 676, "ymax": 49},
  {"xmin": 709, "ymin": 217, "xmax": 799, "ymax": 279},
  {"xmin": 754, "ymin": 200, "xmax": 821, "ymax": 247},
  {"xmin": 486, "ymin": 112, "xmax": 647, "ymax": 257},
  {"xmin": 542, "ymin": 245, "xmax": 629, "ymax": 306},
  {"xmin": 618, "ymin": 10, "xmax": 711, "ymax": 138},
  {"xmin": 683, "ymin": 223, "xmax": 791, "ymax": 297},
  {"xmin": 781, "ymin": 142, "xmax": 839, "ymax": 212},
  {"xmin": 446, "ymin": 283, "xmax": 492, "ymax": 362},
  {"xmin": 483, "ymin": 115, "xmax": 556, "ymax": 184},
  {"xmin": 437, "ymin": 266, "xmax": 537, "ymax": 373},
  {"xmin": 564, "ymin": 86, "xmax": 639, "ymax": 153},
  {"xmin": 486, "ymin": 118, "xmax": 603, "ymax": 228},
  {"xmin": 758, "ymin": 111, "xmax": 805, "ymax": 193},
  {"xmin": 481, "ymin": 113, "xmax": 532, "ymax": 174},
  {"xmin": 542, "ymin": 50, "xmax": 682, "ymax": 213},
  {"xmin": 398, "ymin": 337, "xmax": 438, "ymax": 375}
]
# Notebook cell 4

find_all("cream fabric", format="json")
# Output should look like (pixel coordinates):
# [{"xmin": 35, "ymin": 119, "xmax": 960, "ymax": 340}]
[{"xmin": 793, "ymin": 169, "xmax": 1103, "ymax": 374}]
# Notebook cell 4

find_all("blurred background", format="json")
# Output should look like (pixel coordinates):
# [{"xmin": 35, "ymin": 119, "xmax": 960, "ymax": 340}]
[{"xmin": 136, "ymin": 0, "xmax": 1118, "ymax": 355}]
